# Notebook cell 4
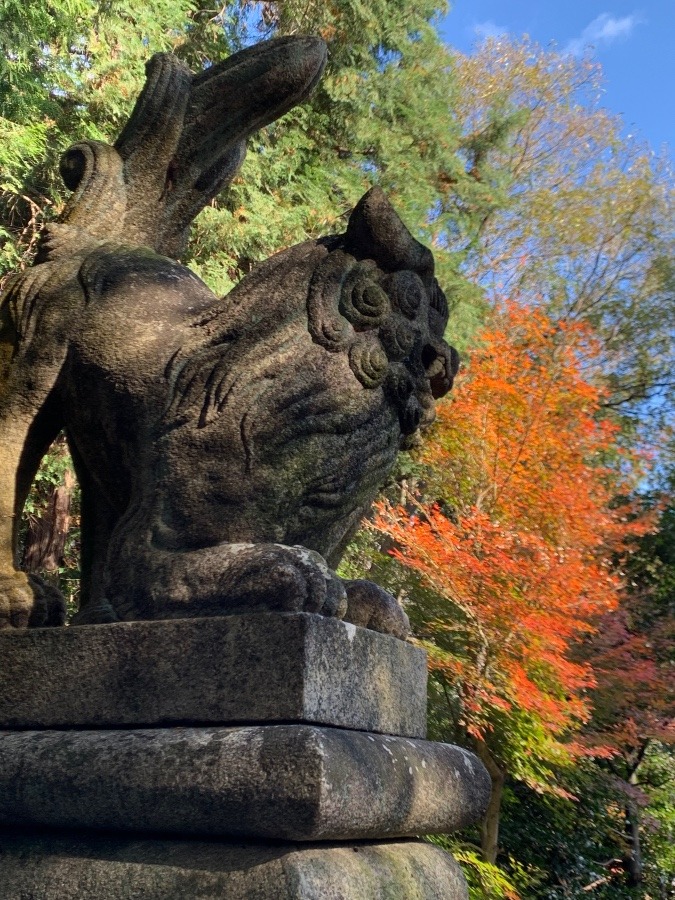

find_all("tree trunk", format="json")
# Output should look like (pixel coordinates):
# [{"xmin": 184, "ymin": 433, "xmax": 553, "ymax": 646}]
[
  {"xmin": 623, "ymin": 796, "xmax": 643, "ymax": 886},
  {"xmin": 622, "ymin": 758, "xmax": 645, "ymax": 887},
  {"xmin": 23, "ymin": 467, "xmax": 74, "ymax": 575},
  {"xmin": 476, "ymin": 739, "xmax": 505, "ymax": 865}
]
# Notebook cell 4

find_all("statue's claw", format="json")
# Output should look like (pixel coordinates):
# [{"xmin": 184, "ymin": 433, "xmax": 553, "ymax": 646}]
[
  {"xmin": 106, "ymin": 541, "xmax": 348, "ymax": 622},
  {"xmin": 0, "ymin": 570, "xmax": 66, "ymax": 629},
  {"xmin": 222, "ymin": 544, "xmax": 348, "ymax": 618},
  {"xmin": 71, "ymin": 597, "xmax": 120, "ymax": 626},
  {"xmin": 343, "ymin": 579, "xmax": 410, "ymax": 641}
]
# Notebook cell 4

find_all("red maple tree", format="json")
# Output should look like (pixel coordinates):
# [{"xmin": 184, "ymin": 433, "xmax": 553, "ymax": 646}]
[{"xmin": 372, "ymin": 299, "xmax": 651, "ymax": 862}]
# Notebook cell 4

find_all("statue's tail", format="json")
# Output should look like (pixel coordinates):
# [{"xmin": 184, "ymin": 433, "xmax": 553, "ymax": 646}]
[{"xmin": 47, "ymin": 37, "xmax": 327, "ymax": 262}]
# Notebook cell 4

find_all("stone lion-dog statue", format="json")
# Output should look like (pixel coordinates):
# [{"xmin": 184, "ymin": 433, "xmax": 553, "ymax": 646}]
[{"xmin": 0, "ymin": 36, "xmax": 458, "ymax": 639}]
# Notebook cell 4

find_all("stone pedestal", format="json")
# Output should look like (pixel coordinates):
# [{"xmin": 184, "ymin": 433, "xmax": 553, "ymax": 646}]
[
  {"xmin": 0, "ymin": 831, "xmax": 468, "ymax": 900},
  {"xmin": 0, "ymin": 613, "xmax": 426, "ymax": 735},
  {"xmin": 0, "ymin": 613, "xmax": 490, "ymax": 898}
]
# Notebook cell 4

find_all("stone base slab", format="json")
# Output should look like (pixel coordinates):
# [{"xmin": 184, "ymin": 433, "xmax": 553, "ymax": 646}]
[
  {"xmin": 0, "ymin": 830, "xmax": 468, "ymax": 899},
  {"xmin": 0, "ymin": 613, "xmax": 426, "ymax": 736},
  {"xmin": 0, "ymin": 725, "xmax": 490, "ymax": 841}
]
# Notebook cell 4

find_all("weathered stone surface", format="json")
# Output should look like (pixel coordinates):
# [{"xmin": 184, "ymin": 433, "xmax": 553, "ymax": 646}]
[
  {"xmin": 0, "ymin": 613, "xmax": 426, "ymax": 736},
  {"xmin": 0, "ymin": 725, "xmax": 490, "ymax": 840},
  {"xmin": 0, "ymin": 831, "xmax": 468, "ymax": 899},
  {"xmin": 0, "ymin": 37, "xmax": 458, "ymax": 637}
]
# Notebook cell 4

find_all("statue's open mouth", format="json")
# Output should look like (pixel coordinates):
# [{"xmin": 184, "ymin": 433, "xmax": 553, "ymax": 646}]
[{"xmin": 423, "ymin": 341, "xmax": 458, "ymax": 399}]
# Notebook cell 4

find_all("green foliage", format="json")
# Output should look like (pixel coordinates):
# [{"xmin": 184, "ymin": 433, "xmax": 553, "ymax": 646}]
[
  {"xmin": 497, "ymin": 745, "xmax": 675, "ymax": 898},
  {"xmin": 627, "ymin": 500, "xmax": 675, "ymax": 618},
  {"xmin": 499, "ymin": 769, "xmax": 621, "ymax": 898},
  {"xmin": 639, "ymin": 744, "xmax": 675, "ymax": 894},
  {"xmin": 428, "ymin": 835, "xmax": 521, "ymax": 899},
  {"xmin": 20, "ymin": 442, "xmax": 71, "ymax": 520},
  {"xmin": 18, "ymin": 438, "xmax": 81, "ymax": 616}
]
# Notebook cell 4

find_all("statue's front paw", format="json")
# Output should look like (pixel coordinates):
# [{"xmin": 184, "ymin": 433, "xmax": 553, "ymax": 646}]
[
  {"xmin": 0, "ymin": 570, "xmax": 66, "ymax": 629},
  {"xmin": 226, "ymin": 544, "xmax": 348, "ymax": 618},
  {"xmin": 71, "ymin": 597, "xmax": 120, "ymax": 626},
  {"xmin": 343, "ymin": 579, "xmax": 410, "ymax": 641}
]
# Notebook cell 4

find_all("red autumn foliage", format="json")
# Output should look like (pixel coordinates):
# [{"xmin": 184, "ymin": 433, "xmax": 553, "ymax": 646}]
[
  {"xmin": 373, "ymin": 300, "xmax": 652, "ymax": 764},
  {"xmin": 583, "ymin": 604, "xmax": 675, "ymax": 754}
]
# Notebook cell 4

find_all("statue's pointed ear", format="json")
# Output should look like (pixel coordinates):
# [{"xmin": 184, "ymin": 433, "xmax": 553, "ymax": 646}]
[
  {"xmin": 115, "ymin": 53, "xmax": 192, "ymax": 193},
  {"xmin": 344, "ymin": 187, "xmax": 434, "ymax": 277}
]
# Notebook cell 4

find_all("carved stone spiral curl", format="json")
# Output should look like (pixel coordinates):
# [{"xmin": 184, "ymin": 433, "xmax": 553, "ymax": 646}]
[
  {"xmin": 339, "ymin": 263, "xmax": 390, "ymax": 329},
  {"xmin": 381, "ymin": 270, "xmax": 426, "ymax": 319},
  {"xmin": 348, "ymin": 336, "xmax": 389, "ymax": 388},
  {"xmin": 307, "ymin": 250, "xmax": 355, "ymax": 351}
]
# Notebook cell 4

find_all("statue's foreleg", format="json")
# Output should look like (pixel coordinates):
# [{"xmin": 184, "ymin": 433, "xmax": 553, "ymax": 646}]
[
  {"xmin": 68, "ymin": 448, "xmax": 121, "ymax": 626},
  {"xmin": 103, "ymin": 537, "xmax": 348, "ymax": 623},
  {"xmin": 0, "ymin": 397, "xmax": 66, "ymax": 628}
]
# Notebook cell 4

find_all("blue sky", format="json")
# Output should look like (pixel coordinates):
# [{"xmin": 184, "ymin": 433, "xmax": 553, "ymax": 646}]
[{"xmin": 438, "ymin": 1, "xmax": 674, "ymax": 162}]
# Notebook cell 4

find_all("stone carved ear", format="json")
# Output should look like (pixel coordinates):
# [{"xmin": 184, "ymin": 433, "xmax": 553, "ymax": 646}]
[
  {"xmin": 114, "ymin": 53, "xmax": 193, "ymax": 248},
  {"xmin": 115, "ymin": 53, "xmax": 193, "ymax": 196},
  {"xmin": 52, "ymin": 54, "xmax": 191, "ymax": 251},
  {"xmin": 344, "ymin": 187, "xmax": 434, "ymax": 278}
]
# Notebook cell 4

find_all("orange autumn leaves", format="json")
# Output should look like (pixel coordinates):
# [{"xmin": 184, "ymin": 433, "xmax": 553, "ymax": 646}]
[{"xmin": 373, "ymin": 300, "xmax": 649, "ymax": 747}]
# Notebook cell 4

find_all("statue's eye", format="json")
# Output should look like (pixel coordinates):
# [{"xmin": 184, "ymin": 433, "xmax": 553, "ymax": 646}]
[
  {"xmin": 400, "ymin": 283, "xmax": 423, "ymax": 318},
  {"xmin": 356, "ymin": 282, "xmax": 389, "ymax": 319},
  {"xmin": 379, "ymin": 320, "xmax": 416, "ymax": 361}
]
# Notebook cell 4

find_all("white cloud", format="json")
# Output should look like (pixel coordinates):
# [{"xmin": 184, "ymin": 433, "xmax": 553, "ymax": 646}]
[
  {"xmin": 565, "ymin": 12, "xmax": 644, "ymax": 57},
  {"xmin": 472, "ymin": 19, "xmax": 509, "ymax": 42}
]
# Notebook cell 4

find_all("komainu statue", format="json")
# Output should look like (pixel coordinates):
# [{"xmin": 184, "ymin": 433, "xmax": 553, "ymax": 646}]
[{"xmin": 0, "ymin": 36, "xmax": 458, "ymax": 639}]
